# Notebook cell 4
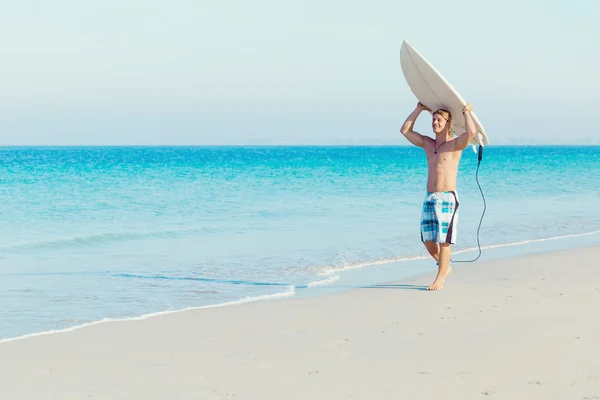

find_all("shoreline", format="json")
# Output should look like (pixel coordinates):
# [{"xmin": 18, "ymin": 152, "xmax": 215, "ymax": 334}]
[
  {"xmin": 2, "ymin": 245, "xmax": 599, "ymax": 399},
  {"xmin": 2, "ymin": 230, "xmax": 600, "ymax": 344}
]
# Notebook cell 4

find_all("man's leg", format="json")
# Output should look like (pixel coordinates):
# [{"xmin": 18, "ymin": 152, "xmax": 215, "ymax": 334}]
[
  {"xmin": 426, "ymin": 243, "xmax": 452, "ymax": 291},
  {"xmin": 426, "ymin": 191, "xmax": 457, "ymax": 290},
  {"xmin": 423, "ymin": 240, "xmax": 439, "ymax": 263}
]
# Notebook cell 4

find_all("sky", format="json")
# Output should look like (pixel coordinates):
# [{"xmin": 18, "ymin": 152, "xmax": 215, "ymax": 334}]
[{"xmin": 0, "ymin": 0, "xmax": 599, "ymax": 146}]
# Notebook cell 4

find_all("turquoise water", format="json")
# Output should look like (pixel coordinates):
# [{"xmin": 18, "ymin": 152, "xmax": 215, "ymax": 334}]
[{"xmin": 1, "ymin": 145, "xmax": 599, "ymax": 340}]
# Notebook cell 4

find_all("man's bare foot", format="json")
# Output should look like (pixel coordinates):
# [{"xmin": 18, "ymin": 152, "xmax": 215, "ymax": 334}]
[
  {"xmin": 426, "ymin": 280, "xmax": 444, "ymax": 290},
  {"xmin": 426, "ymin": 266, "xmax": 452, "ymax": 291}
]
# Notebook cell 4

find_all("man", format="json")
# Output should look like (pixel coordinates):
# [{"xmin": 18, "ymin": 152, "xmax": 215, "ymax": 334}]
[{"xmin": 400, "ymin": 101, "xmax": 476, "ymax": 290}]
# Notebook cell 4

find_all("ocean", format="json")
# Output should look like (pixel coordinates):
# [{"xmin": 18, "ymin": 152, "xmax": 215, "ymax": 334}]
[{"xmin": 1, "ymin": 145, "xmax": 599, "ymax": 341}]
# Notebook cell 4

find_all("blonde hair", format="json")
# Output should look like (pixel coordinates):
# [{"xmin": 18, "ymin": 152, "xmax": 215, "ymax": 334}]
[{"xmin": 433, "ymin": 109, "xmax": 455, "ymax": 136}]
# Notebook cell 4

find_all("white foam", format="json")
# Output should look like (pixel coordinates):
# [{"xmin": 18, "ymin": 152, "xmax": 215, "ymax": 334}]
[
  {"xmin": 0, "ymin": 287, "xmax": 295, "ymax": 345},
  {"xmin": 316, "ymin": 254, "xmax": 430, "ymax": 276},
  {"xmin": 305, "ymin": 275, "xmax": 340, "ymax": 287},
  {"xmin": 316, "ymin": 230, "xmax": 600, "ymax": 276},
  {"xmin": 453, "ymin": 230, "xmax": 600, "ymax": 254}
]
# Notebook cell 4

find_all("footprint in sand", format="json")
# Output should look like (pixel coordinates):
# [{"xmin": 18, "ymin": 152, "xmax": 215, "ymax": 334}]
[{"xmin": 584, "ymin": 372, "xmax": 600, "ymax": 381}]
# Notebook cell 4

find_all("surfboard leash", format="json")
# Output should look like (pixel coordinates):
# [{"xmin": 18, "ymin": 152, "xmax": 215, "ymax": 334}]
[{"xmin": 450, "ymin": 145, "xmax": 486, "ymax": 263}]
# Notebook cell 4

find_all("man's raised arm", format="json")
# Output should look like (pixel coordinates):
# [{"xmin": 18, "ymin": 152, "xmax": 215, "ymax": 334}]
[
  {"xmin": 455, "ymin": 103, "xmax": 476, "ymax": 150},
  {"xmin": 400, "ymin": 102, "xmax": 430, "ymax": 148}
]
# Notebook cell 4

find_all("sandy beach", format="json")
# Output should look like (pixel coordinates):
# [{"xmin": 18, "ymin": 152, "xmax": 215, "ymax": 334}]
[{"xmin": 1, "ymin": 245, "xmax": 599, "ymax": 399}]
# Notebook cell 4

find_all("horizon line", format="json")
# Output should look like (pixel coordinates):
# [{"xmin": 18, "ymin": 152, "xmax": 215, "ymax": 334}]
[{"xmin": 1, "ymin": 143, "xmax": 599, "ymax": 148}]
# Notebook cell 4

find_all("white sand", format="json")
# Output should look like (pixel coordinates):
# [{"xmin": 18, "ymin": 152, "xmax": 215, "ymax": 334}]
[{"xmin": 1, "ymin": 246, "xmax": 600, "ymax": 399}]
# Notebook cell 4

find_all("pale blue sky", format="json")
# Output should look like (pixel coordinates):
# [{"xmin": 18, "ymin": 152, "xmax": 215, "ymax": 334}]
[{"xmin": 1, "ymin": 0, "xmax": 598, "ymax": 145}]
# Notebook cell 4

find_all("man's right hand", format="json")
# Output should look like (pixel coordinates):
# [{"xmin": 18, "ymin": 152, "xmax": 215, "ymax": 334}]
[{"xmin": 417, "ymin": 102, "xmax": 431, "ymax": 112}]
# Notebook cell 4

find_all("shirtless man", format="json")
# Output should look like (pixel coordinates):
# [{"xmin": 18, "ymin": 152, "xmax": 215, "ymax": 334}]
[{"xmin": 400, "ymin": 101, "xmax": 476, "ymax": 290}]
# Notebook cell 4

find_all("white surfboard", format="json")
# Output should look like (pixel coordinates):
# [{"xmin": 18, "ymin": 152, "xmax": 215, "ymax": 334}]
[{"xmin": 400, "ymin": 41, "xmax": 489, "ymax": 147}]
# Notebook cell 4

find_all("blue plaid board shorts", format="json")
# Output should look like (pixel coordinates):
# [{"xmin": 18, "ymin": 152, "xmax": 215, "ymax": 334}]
[{"xmin": 420, "ymin": 191, "xmax": 459, "ymax": 244}]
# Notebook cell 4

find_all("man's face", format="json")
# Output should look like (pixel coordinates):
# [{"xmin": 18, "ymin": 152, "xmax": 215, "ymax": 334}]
[{"xmin": 432, "ymin": 113, "xmax": 447, "ymax": 134}]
